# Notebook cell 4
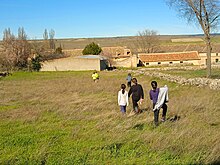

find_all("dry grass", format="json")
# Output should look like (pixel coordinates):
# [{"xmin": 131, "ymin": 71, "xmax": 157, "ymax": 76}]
[{"xmin": 0, "ymin": 70, "xmax": 220, "ymax": 164}]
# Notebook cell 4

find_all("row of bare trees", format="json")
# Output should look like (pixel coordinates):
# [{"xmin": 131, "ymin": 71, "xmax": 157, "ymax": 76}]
[
  {"xmin": 1, "ymin": 27, "xmax": 31, "ymax": 70},
  {"xmin": 43, "ymin": 29, "xmax": 56, "ymax": 50},
  {"xmin": 0, "ymin": 27, "xmax": 59, "ymax": 71}
]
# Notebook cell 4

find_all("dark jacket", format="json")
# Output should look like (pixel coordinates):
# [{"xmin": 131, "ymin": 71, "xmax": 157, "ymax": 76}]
[{"xmin": 128, "ymin": 84, "xmax": 144, "ymax": 101}]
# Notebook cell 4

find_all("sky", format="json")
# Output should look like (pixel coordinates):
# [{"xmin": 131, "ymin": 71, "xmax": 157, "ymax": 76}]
[{"xmin": 0, "ymin": 0, "xmax": 205, "ymax": 40}]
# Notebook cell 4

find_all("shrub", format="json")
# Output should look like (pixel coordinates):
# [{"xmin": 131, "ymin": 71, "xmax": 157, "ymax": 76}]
[
  {"xmin": 31, "ymin": 55, "xmax": 42, "ymax": 71},
  {"xmin": 55, "ymin": 47, "xmax": 63, "ymax": 54},
  {"xmin": 82, "ymin": 42, "xmax": 102, "ymax": 55}
]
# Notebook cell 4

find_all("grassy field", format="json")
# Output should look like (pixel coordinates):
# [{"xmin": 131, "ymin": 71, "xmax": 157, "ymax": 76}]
[
  {"xmin": 160, "ymin": 68, "xmax": 220, "ymax": 79},
  {"xmin": 0, "ymin": 71, "xmax": 220, "ymax": 164}
]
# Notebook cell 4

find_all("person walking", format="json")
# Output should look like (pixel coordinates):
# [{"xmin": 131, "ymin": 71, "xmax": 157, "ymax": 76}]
[
  {"xmin": 126, "ymin": 73, "xmax": 132, "ymax": 88},
  {"xmin": 128, "ymin": 78, "xmax": 144, "ymax": 114},
  {"xmin": 92, "ymin": 71, "xmax": 99, "ymax": 82},
  {"xmin": 149, "ymin": 81, "xmax": 168, "ymax": 126},
  {"xmin": 118, "ymin": 84, "xmax": 129, "ymax": 115}
]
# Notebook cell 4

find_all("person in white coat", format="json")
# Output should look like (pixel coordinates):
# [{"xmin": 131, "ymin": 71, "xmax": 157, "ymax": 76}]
[
  {"xmin": 149, "ymin": 81, "xmax": 168, "ymax": 126},
  {"xmin": 118, "ymin": 84, "xmax": 129, "ymax": 115}
]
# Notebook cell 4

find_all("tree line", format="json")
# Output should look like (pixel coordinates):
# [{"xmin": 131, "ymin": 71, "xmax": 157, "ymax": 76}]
[
  {"xmin": 0, "ymin": 0, "xmax": 219, "ymax": 77},
  {"xmin": 0, "ymin": 28, "xmax": 63, "ymax": 72}
]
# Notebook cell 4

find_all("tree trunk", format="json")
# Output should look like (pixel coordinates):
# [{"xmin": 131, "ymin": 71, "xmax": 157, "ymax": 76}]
[{"xmin": 206, "ymin": 38, "xmax": 212, "ymax": 78}]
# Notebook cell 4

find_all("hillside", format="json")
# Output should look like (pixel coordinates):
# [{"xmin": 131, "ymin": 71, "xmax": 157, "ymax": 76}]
[
  {"xmin": 1, "ymin": 34, "xmax": 220, "ymax": 52},
  {"xmin": 40, "ymin": 35, "xmax": 220, "ymax": 53},
  {"xmin": 0, "ymin": 70, "xmax": 220, "ymax": 164}
]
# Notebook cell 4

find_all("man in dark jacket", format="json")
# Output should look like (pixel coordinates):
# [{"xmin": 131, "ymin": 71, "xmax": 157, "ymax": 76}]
[{"xmin": 128, "ymin": 78, "xmax": 144, "ymax": 113}]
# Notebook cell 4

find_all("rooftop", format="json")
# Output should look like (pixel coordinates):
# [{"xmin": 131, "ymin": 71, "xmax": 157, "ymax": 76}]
[
  {"xmin": 138, "ymin": 51, "xmax": 200, "ymax": 62},
  {"xmin": 76, "ymin": 55, "xmax": 108, "ymax": 60}
]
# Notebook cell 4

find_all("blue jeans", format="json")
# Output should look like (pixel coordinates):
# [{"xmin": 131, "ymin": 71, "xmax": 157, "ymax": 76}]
[{"xmin": 120, "ymin": 106, "xmax": 126, "ymax": 114}]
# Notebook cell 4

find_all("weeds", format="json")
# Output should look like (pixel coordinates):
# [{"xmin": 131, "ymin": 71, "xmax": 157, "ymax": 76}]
[{"xmin": 0, "ymin": 71, "xmax": 220, "ymax": 164}]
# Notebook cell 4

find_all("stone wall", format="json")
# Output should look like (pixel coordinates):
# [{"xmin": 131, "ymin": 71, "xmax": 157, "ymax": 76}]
[{"xmin": 127, "ymin": 66, "xmax": 220, "ymax": 90}]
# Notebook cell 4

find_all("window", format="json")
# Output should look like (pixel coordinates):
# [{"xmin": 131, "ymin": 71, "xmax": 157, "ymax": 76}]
[
  {"xmin": 216, "ymin": 59, "xmax": 219, "ymax": 63},
  {"xmin": 180, "ymin": 61, "xmax": 183, "ymax": 63},
  {"xmin": 169, "ymin": 62, "xmax": 173, "ymax": 64},
  {"xmin": 216, "ymin": 53, "xmax": 218, "ymax": 56},
  {"xmin": 158, "ymin": 62, "xmax": 161, "ymax": 65},
  {"xmin": 146, "ymin": 63, "xmax": 149, "ymax": 65}
]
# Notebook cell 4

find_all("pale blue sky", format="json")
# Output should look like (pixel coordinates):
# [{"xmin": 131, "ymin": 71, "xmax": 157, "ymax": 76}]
[{"xmin": 0, "ymin": 0, "xmax": 204, "ymax": 39}]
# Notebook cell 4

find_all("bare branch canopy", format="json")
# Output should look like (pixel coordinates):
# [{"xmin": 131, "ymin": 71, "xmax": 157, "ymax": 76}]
[{"xmin": 166, "ymin": 0, "xmax": 220, "ymax": 77}]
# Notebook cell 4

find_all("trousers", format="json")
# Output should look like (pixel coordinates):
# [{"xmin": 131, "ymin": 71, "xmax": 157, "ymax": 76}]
[{"xmin": 153, "ymin": 103, "xmax": 167, "ymax": 124}]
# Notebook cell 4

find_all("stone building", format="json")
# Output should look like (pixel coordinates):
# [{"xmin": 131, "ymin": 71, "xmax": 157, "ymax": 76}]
[
  {"xmin": 138, "ymin": 51, "xmax": 220, "ymax": 66},
  {"xmin": 41, "ymin": 55, "xmax": 108, "ymax": 71},
  {"xmin": 199, "ymin": 53, "xmax": 220, "ymax": 65},
  {"xmin": 138, "ymin": 51, "xmax": 201, "ymax": 66}
]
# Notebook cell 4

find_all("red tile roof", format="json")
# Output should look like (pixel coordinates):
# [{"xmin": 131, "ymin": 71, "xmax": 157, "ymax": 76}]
[{"xmin": 139, "ymin": 51, "xmax": 200, "ymax": 62}]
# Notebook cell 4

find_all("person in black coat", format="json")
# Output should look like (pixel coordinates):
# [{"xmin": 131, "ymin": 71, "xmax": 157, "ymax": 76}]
[{"xmin": 128, "ymin": 78, "xmax": 144, "ymax": 113}]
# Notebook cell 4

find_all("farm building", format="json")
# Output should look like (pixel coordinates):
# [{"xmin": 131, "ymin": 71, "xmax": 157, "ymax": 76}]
[
  {"xmin": 138, "ymin": 51, "xmax": 220, "ymax": 66},
  {"xmin": 41, "ymin": 55, "xmax": 109, "ymax": 71},
  {"xmin": 138, "ymin": 51, "xmax": 201, "ymax": 66},
  {"xmin": 41, "ymin": 48, "xmax": 220, "ymax": 71},
  {"xmin": 199, "ymin": 53, "xmax": 220, "ymax": 65},
  {"xmin": 111, "ymin": 54, "xmax": 138, "ymax": 68}
]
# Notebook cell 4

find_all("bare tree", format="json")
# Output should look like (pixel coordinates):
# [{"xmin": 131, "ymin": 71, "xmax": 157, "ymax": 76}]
[
  {"xmin": 2, "ymin": 27, "xmax": 31, "ymax": 70},
  {"xmin": 100, "ymin": 50, "xmax": 116, "ymax": 67},
  {"xmin": 2, "ymin": 28, "xmax": 16, "ymax": 69},
  {"xmin": 49, "ymin": 29, "xmax": 56, "ymax": 50},
  {"xmin": 18, "ymin": 27, "xmax": 27, "ymax": 40},
  {"xmin": 16, "ymin": 27, "xmax": 31, "ymax": 67},
  {"xmin": 132, "ymin": 29, "xmax": 160, "ymax": 53},
  {"xmin": 31, "ymin": 40, "xmax": 47, "ymax": 56},
  {"xmin": 42, "ymin": 29, "xmax": 50, "ymax": 50},
  {"xmin": 167, "ymin": 0, "xmax": 220, "ymax": 78},
  {"xmin": 43, "ymin": 29, "xmax": 48, "ymax": 40}
]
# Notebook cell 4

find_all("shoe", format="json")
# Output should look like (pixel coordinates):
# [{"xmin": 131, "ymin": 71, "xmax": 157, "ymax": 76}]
[
  {"xmin": 155, "ymin": 122, "xmax": 159, "ymax": 127},
  {"xmin": 161, "ymin": 117, "xmax": 166, "ymax": 122}
]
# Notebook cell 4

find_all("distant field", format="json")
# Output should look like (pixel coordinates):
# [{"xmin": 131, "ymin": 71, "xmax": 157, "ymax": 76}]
[
  {"xmin": 171, "ymin": 38, "xmax": 203, "ymax": 43},
  {"xmin": 1, "ymin": 34, "xmax": 220, "ymax": 51},
  {"xmin": 0, "ymin": 70, "xmax": 220, "ymax": 164},
  {"xmin": 52, "ymin": 35, "xmax": 220, "ymax": 50}
]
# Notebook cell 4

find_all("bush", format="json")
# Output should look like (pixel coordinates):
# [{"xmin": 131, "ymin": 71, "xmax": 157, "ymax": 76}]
[
  {"xmin": 55, "ymin": 47, "xmax": 63, "ymax": 54},
  {"xmin": 31, "ymin": 55, "xmax": 42, "ymax": 71},
  {"xmin": 82, "ymin": 42, "xmax": 102, "ymax": 55}
]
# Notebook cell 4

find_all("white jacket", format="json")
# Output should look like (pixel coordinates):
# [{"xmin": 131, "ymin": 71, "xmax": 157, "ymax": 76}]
[
  {"xmin": 118, "ymin": 90, "xmax": 129, "ymax": 106},
  {"xmin": 153, "ymin": 85, "xmax": 168, "ymax": 111}
]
